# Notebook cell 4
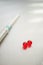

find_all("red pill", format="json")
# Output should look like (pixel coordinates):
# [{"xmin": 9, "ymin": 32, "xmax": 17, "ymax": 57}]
[
  {"xmin": 23, "ymin": 42, "xmax": 27, "ymax": 50},
  {"xmin": 27, "ymin": 40, "xmax": 32, "ymax": 48}
]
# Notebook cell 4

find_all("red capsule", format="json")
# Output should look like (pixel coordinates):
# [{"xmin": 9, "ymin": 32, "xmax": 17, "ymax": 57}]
[
  {"xmin": 27, "ymin": 40, "xmax": 32, "ymax": 48},
  {"xmin": 23, "ymin": 42, "xmax": 27, "ymax": 50}
]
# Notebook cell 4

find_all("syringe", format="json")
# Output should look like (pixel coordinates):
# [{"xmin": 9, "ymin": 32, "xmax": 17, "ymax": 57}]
[{"xmin": 0, "ymin": 15, "xmax": 20, "ymax": 43}]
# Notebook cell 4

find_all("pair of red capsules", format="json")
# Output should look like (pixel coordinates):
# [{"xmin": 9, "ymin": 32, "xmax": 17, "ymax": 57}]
[{"xmin": 22, "ymin": 40, "xmax": 32, "ymax": 50}]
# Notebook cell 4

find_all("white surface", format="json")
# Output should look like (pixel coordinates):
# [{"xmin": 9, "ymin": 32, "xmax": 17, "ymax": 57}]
[{"xmin": 0, "ymin": 1, "xmax": 43, "ymax": 65}]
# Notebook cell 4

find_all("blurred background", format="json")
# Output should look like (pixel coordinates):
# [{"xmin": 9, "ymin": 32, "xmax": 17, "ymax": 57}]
[{"xmin": 0, "ymin": 0, "xmax": 43, "ymax": 65}]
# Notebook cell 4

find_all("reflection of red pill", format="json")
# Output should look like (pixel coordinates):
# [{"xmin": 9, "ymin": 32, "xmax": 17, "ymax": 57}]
[
  {"xmin": 23, "ymin": 42, "xmax": 27, "ymax": 50},
  {"xmin": 27, "ymin": 40, "xmax": 32, "ymax": 48}
]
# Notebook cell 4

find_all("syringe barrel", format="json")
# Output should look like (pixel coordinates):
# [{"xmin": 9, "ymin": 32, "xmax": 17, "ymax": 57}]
[
  {"xmin": 0, "ymin": 15, "xmax": 20, "ymax": 43},
  {"xmin": 0, "ymin": 26, "xmax": 9, "ymax": 43}
]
